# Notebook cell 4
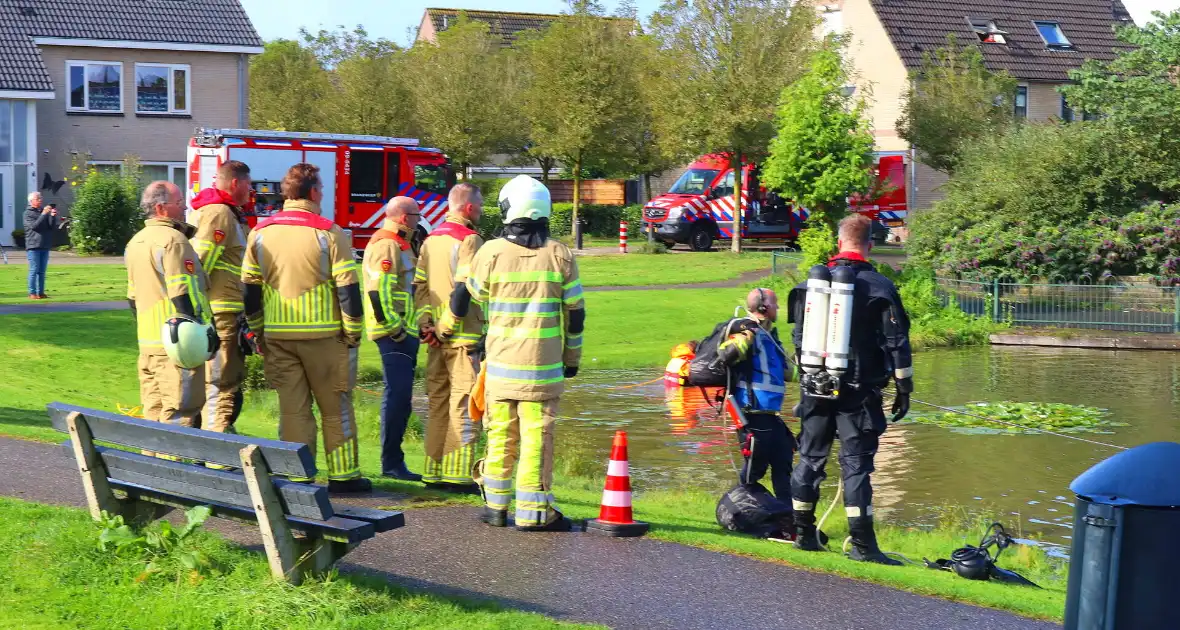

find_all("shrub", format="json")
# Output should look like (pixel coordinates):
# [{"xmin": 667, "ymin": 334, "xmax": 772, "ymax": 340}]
[
  {"xmin": 70, "ymin": 168, "xmax": 141, "ymax": 254},
  {"xmin": 243, "ymin": 355, "xmax": 269, "ymax": 391},
  {"xmin": 797, "ymin": 214, "xmax": 837, "ymax": 269},
  {"xmin": 472, "ymin": 177, "xmax": 513, "ymax": 205},
  {"xmin": 476, "ymin": 207, "xmax": 503, "ymax": 240}
]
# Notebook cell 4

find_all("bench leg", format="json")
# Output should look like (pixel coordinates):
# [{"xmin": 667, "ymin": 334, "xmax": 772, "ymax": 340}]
[
  {"xmin": 240, "ymin": 444, "xmax": 302, "ymax": 584},
  {"xmin": 293, "ymin": 536, "xmax": 355, "ymax": 581},
  {"xmin": 67, "ymin": 412, "xmax": 138, "ymax": 521}
]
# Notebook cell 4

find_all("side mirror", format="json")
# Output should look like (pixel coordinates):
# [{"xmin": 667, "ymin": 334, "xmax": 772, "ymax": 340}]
[{"xmin": 706, "ymin": 188, "xmax": 718, "ymax": 200}]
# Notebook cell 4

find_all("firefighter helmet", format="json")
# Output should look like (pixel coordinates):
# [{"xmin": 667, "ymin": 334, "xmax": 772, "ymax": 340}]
[
  {"xmin": 161, "ymin": 315, "xmax": 218, "ymax": 369},
  {"xmin": 498, "ymin": 175, "xmax": 551, "ymax": 222}
]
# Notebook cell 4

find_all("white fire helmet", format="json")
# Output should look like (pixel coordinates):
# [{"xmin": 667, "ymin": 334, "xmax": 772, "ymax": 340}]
[
  {"xmin": 161, "ymin": 314, "xmax": 218, "ymax": 369},
  {"xmin": 498, "ymin": 175, "xmax": 552, "ymax": 222}
]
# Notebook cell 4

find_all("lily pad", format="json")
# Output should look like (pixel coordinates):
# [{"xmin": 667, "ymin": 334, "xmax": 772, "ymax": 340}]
[{"xmin": 910, "ymin": 401, "xmax": 1125, "ymax": 435}]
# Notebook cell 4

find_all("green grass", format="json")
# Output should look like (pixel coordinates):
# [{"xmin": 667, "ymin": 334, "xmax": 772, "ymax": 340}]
[
  {"xmin": 577, "ymin": 251, "xmax": 775, "ymax": 287},
  {"xmin": 0, "ymin": 497, "xmax": 596, "ymax": 630},
  {"xmin": 0, "ymin": 263, "xmax": 125, "ymax": 304}
]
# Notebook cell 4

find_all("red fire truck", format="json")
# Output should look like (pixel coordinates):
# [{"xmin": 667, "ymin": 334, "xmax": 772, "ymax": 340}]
[
  {"xmin": 642, "ymin": 153, "xmax": 909, "ymax": 251},
  {"xmin": 186, "ymin": 128, "xmax": 456, "ymax": 253}
]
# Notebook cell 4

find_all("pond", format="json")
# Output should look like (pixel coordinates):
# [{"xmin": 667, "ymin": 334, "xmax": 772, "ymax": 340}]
[{"xmin": 551, "ymin": 346, "xmax": 1180, "ymax": 546}]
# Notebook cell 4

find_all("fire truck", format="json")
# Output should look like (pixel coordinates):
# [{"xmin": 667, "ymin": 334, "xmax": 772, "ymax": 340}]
[
  {"xmin": 642, "ymin": 153, "xmax": 909, "ymax": 251},
  {"xmin": 187, "ymin": 128, "xmax": 456, "ymax": 254}
]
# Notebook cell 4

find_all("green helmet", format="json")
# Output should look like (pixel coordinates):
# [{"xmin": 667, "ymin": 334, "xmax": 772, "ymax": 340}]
[
  {"xmin": 498, "ymin": 175, "xmax": 551, "ymax": 222},
  {"xmin": 161, "ymin": 315, "xmax": 218, "ymax": 369}
]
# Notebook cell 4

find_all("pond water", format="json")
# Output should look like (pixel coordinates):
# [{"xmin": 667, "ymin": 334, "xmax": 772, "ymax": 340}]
[{"xmin": 551, "ymin": 346, "xmax": 1180, "ymax": 546}]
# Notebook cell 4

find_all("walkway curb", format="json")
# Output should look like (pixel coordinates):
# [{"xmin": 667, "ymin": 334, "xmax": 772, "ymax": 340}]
[{"xmin": 991, "ymin": 332, "xmax": 1180, "ymax": 351}]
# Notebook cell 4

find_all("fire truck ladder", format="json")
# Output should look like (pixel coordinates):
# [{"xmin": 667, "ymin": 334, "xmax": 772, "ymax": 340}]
[{"xmin": 194, "ymin": 128, "xmax": 421, "ymax": 148}]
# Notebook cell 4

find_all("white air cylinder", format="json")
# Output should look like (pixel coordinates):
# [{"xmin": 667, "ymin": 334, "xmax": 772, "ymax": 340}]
[
  {"xmin": 800, "ymin": 265, "xmax": 831, "ymax": 376},
  {"xmin": 825, "ymin": 265, "xmax": 855, "ymax": 377}
]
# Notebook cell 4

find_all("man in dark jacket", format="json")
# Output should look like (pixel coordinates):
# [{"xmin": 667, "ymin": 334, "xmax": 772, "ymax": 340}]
[{"xmin": 23, "ymin": 192, "xmax": 60, "ymax": 300}]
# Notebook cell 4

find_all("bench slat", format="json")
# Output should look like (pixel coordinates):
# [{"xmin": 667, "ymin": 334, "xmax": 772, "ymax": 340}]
[
  {"xmin": 333, "ymin": 506, "xmax": 405, "ymax": 533},
  {"xmin": 109, "ymin": 480, "xmax": 378, "ymax": 543},
  {"xmin": 48, "ymin": 403, "xmax": 316, "ymax": 478}
]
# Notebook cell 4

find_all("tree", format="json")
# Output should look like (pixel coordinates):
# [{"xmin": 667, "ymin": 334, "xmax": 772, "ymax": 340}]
[
  {"xmin": 404, "ymin": 15, "xmax": 521, "ymax": 176},
  {"xmin": 896, "ymin": 36, "xmax": 1017, "ymax": 174},
  {"xmin": 518, "ymin": 5, "xmax": 643, "ymax": 246},
  {"xmin": 300, "ymin": 25, "xmax": 398, "ymax": 68},
  {"xmin": 248, "ymin": 40, "xmax": 330, "ymax": 131},
  {"xmin": 1063, "ymin": 10, "xmax": 1180, "ymax": 197},
  {"xmin": 763, "ymin": 44, "xmax": 875, "ymax": 267},
  {"xmin": 649, "ymin": 0, "xmax": 818, "ymax": 252}
]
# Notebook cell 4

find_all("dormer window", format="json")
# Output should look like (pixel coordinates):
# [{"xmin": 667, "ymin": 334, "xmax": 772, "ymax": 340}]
[
  {"xmin": 1034, "ymin": 21, "xmax": 1073, "ymax": 49},
  {"xmin": 968, "ymin": 18, "xmax": 1007, "ymax": 44}
]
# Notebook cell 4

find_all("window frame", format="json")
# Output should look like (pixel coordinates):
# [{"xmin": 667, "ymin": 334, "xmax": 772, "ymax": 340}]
[
  {"xmin": 133, "ymin": 63, "xmax": 191, "ymax": 115},
  {"xmin": 348, "ymin": 149, "xmax": 385, "ymax": 203},
  {"xmin": 1033, "ymin": 21, "xmax": 1073, "ymax": 50},
  {"xmin": 1014, "ymin": 85, "xmax": 1028, "ymax": 119},
  {"xmin": 967, "ymin": 18, "xmax": 1007, "ymax": 44},
  {"xmin": 66, "ymin": 60, "xmax": 125, "ymax": 113}
]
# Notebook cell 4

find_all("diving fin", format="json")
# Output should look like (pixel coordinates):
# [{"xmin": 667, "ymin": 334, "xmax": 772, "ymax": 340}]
[{"xmin": 989, "ymin": 565, "xmax": 1041, "ymax": 588}]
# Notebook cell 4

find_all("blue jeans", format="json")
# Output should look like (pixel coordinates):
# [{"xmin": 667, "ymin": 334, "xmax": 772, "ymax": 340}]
[
  {"xmin": 26, "ymin": 249, "xmax": 49, "ymax": 296},
  {"xmin": 375, "ymin": 334, "xmax": 420, "ymax": 473}
]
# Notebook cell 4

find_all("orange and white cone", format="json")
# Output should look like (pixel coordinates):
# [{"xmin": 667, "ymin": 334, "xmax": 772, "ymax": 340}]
[{"xmin": 586, "ymin": 430, "xmax": 650, "ymax": 537}]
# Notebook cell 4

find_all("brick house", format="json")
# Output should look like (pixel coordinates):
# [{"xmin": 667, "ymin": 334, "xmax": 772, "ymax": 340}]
[
  {"xmin": 0, "ymin": 0, "xmax": 262, "ymax": 245},
  {"xmin": 822, "ymin": 0, "xmax": 1135, "ymax": 211}
]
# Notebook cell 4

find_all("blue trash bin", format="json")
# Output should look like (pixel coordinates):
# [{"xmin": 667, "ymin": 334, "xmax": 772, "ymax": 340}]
[{"xmin": 1065, "ymin": 442, "xmax": 1180, "ymax": 630}]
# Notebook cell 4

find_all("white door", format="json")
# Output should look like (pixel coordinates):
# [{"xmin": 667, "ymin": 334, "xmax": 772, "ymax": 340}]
[{"xmin": 0, "ymin": 166, "xmax": 12, "ymax": 247}]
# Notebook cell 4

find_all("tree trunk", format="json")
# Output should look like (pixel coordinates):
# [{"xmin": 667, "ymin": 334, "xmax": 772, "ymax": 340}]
[
  {"xmin": 730, "ymin": 150, "xmax": 742, "ymax": 254},
  {"xmin": 538, "ymin": 156, "xmax": 554, "ymax": 183},
  {"xmin": 573, "ymin": 152, "xmax": 582, "ymax": 250},
  {"xmin": 643, "ymin": 172, "xmax": 653, "ymax": 202}
]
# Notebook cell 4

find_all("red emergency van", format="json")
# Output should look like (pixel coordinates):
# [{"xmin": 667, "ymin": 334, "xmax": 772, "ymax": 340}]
[{"xmin": 187, "ymin": 128, "xmax": 456, "ymax": 253}]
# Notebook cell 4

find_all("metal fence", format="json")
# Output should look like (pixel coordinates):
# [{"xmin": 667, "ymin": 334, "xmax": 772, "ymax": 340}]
[{"xmin": 936, "ymin": 277, "xmax": 1180, "ymax": 333}]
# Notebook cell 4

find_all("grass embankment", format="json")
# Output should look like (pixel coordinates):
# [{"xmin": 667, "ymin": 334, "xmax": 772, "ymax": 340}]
[
  {"xmin": 0, "ymin": 498, "xmax": 595, "ymax": 630},
  {"xmin": 0, "ymin": 285, "xmax": 1060, "ymax": 621},
  {"xmin": 0, "ymin": 263, "xmax": 125, "ymax": 304}
]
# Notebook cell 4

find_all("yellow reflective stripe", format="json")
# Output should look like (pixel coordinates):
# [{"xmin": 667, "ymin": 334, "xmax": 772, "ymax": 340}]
[
  {"xmin": 214, "ymin": 261, "xmax": 242, "ymax": 275},
  {"xmin": 343, "ymin": 318, "xmax": 363, "ymax": 334},
  {"xmin": 332, "ymin": 260, "xmax": 358, "ymax": 275},
  {"xmin": 486, "ymin": 325, "xmax": 561, "ymax": 339},
  {"xmin": 210, "ymin": 300, "xmax": 244, "ymax": 312},
  {"xmin": 565, "ymin": 333, "xmax": 583, "ymax": 349},
  {"xmin": 490, "ymin": 271, "xmax": 563, "ymax": 284},
  {"xmin": 414, "ymin": 267, "xmax": 427, "ymax": 280},
  {"xmin": 242, "ymin": 261, "xmax": 261, "ymax": 275}
]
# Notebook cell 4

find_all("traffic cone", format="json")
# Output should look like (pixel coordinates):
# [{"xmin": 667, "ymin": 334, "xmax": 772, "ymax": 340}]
[{"xmin": 586, "ymin": 430, "xmax": 650, "ymax": 537}]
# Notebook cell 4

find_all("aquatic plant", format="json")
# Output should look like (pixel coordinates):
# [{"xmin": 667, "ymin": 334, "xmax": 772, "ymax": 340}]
[{"xmin": 911, "ymin": 401, "xmax": 1126, "ymax": 435}]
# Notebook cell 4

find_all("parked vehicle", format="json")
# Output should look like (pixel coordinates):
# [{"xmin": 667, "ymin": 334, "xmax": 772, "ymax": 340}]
[{"xmin": 187, "ymin": 128, "xmax": 455, "ymax": 254}]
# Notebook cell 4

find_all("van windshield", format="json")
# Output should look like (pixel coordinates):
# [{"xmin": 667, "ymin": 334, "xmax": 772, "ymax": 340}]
[
  {"xmin": 668, "ymin": 168, "xmax": 719, "ymax": 195},
  {"xmin": 413, "ymin": 164, "xmax": 451, "ymax": 196}
]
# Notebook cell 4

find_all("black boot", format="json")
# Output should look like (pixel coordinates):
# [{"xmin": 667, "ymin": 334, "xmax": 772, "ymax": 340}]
[
  {"xmin": 480, "ymin": 507, "xmax": 508, "ymax": 527},
  {"xmin": 847, "ymin": 516, "xmax": 902, "ymax": 566},
  {"xmin": 793, "ymin": 510, "xmax": 824, "ymax": 551},
  {"xmin": 516, "ymin": 511, "xmax": 574, "ymax": 532},
  {"xmin": 381, "ymin": 462, "xmax": 423, "ymax": 482},
  {"xmin": 328, "ymin": 477, "xmax": 373, "ymax": 494}
]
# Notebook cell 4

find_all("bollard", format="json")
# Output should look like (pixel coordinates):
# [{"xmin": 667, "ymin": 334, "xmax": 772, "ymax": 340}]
[
  {"xmin": 619, "ymin": 220, "xmax": 628, "ymax": 254},
  {"xmin": 1064, "ymin": 442, "xmax": 1180, "ymax": 630}
]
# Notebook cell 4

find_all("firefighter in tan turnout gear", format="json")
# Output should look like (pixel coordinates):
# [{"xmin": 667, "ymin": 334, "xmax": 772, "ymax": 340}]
[
  {"xmin": 414, "ymin": 182, "xmax": 486, "ymax": 492},
  {"xmin": 241, "ymin": 163, "xmax": 371, "ymax": 493},
  {"xmin": 125, "ymin": 181, "xmax": 214, "ymax": 427},
  {"xmin": 190, "ymin": 160, "xmax": 251, "ymax": 433},
  {"xmin": 458, "ymin": 175, "xmax": 584, "ymax": 531}
]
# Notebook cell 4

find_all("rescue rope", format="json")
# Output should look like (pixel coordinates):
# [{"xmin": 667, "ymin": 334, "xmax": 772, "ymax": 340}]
[
  {"xmin": 607, "ymin": 377, "xmax": 665, "ymax": 391},
  {"xmin": 115, "ymin": 403, "xmax": 144, "ymax": 418},
  {"xmin": 882, "ymin": 392, "xmax": 1129, "ymax": 451}
]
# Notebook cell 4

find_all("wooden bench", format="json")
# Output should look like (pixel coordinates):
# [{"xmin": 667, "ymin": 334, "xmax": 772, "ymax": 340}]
[{"xmin": 48, "ymin": 402, "xmax": 403, "ymax": 585}]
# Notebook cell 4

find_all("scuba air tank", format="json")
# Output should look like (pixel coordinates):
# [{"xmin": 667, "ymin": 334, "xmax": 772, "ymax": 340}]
[
  {"xmin": 824, "ymin": 266, "xmax": 856, "ymax": 382},
  {"xmin": 799, "ymin": 265, "xmax": 831, "ymax": 379}
]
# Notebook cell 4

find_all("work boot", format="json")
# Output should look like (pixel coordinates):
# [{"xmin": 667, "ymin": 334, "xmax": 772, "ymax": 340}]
[
  {"xmin": 381, "ymin": 462, "xmax": 423, "ymax": 482},
  {"xmin": 847, "ymin": 516, "xmax": 902, "ymax": 566},
  {"xmin": 425, "ymin": 482, "xmax": 481, "ymax": 495},
  {"xmin": 793, "ymin": 510, "xmax": 824, "ymax": 551},
  {"xmin": 480, "ymin": 507, "xmax": 508, "ymax": 527},
  {"xmin": 516, "ymin": 512, "xmax": 574, "ymax": 532},
  {"xmin": 328, "ymin": 477, "xmax": 373, "ymax": 494}
]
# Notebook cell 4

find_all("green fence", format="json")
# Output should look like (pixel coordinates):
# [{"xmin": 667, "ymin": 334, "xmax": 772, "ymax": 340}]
[{"xmin": 936, "ymin": 277, "xmax": 1180, "ymax": 333}]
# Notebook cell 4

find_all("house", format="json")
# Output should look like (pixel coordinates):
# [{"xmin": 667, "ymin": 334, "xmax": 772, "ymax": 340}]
[
  {"xmin": 417, "ymin": 7, "xmax": 565, "ymax": 47},
  {"xmin": 823, "ymin": 0, "xmax": 1135, "ymax": 211},
  {"xmin": 0, "ymin": 0, "xmax": 262, "ymax": 245}
]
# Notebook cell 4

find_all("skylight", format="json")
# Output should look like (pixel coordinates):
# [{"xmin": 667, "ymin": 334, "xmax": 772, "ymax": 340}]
[
  {"xmin": 968, "ymin": 18, "xmax": 1007, "ymax": 44},
  {"xmin": 1034, "ymin": 21, "xmax": 1072, "ymax": 49}
]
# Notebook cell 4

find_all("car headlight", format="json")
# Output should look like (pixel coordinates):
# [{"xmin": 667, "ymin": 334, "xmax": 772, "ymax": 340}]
[{"xmin": 667, "ymin": 207, "xmax": 684, "ymax": 221}]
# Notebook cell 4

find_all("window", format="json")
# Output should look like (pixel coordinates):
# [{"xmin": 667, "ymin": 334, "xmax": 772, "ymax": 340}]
[
  {"xmin": 134, "ymin": 63, "xmax": 190, "ymax": 114},
  {"xmin": 1034, "ymin": 21, "xmax": 1072, "ymax": 49},
  {"xmin": 1014, "ymin": 86, "xmax": 1028, "ymax": 119},
  {"xmin": 385, "ymin": 153, "xmax": 400, "ymax": 200},
  {"xmin": 968, "ymin": 18, "xmax": 1007, "ymax": 44},
  {"xmin": 349, "ymin": 150, "xmax": 383, "ymax": 202},
  {"xmin": 66, "ymin": 61, "xmax": 123, "ymax": 112},
  {"xmin": 668, "ymin": 168, "xmax": 719, "ymax": 195},
  {"xmin": 712, "ymin": 171, "xmax": 735, "ymax": 199},
  {"xmin": 139, "ymin": 163, "xmax": 188, "ymax": 187},
  {"xmin": 413, "ymin": 164, "xmax": 450, "ymax": 196}
]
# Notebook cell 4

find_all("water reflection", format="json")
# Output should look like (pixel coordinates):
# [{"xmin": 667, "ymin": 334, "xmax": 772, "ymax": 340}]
[{"xmin": 549, "ymin": 347, "xmax": 1180, "ymax": 544}]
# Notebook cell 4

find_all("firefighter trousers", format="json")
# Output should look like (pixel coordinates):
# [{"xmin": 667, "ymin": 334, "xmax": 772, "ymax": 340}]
[
  {"xmin": 791, "ymin": 387, "xmax": 887, "ymax": 516},
  {"xmin": 138, "ymin": 351, "xmax": 204, "ymax": 427},
  {"xmin": 482, "ymin": 397, "xmax": 559, "ymax": 527},
  {"xmin": 204, "ymin": 311, "xmax": 244, "ymax": 433},
  {"xmin": 423, "ymin": 344, "xmax": 478, "ymax": 485},
  {"xmin": 740, "ymin": 412, "xmax": 796, "ymax": 501},
  {"xmin": 264, "ymin": 336, "xmax": 360, "ymax": 481},
  {"xmin": 376, "ymin": 334, "xmax": 420, "ymax": 474}
]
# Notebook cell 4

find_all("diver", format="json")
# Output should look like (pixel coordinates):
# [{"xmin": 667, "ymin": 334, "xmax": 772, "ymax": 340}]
[{"xmin": 787, "ymin": 214, "xmax": 913, "ymax": 565}]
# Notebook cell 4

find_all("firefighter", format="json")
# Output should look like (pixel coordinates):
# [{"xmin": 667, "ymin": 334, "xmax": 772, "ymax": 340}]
[
  {"xmin": 190, "ymin": 160, "xmax": 251, "ymax": 433},
  {"xmin": 788, "ymin": 213, "xmax": 913, "ymax": 565},
  {"xmin": 241, "ymin": 163, "xmax": 370, "ymax": 493},
  {"xmin": 362, "ymin": 196, "xmax": 424, "ymax": 481},
  {"xmin": 457, "ymin": 175, "xmax": 583, "ymax": 531},
  {"xmin": 713, "ymin": 288, "xmax": 795, "ymax": 504},
  {"xmin": 414, "ymin": 182, "xmax": 486, "ymax": 492},
  {"xmin": 125, "ymin": 181, "xmax": 212, "ymax": 427}
]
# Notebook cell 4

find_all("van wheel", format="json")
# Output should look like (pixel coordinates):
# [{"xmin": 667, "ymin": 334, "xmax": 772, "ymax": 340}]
[{"xmin": 690, "ymin": 225, "xmax": 714, "ymax": 252}]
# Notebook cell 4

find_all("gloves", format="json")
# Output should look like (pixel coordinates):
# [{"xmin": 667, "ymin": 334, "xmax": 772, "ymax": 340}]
[
  {"xmin": 390, "ymin": 327, "xmax": 407, "ymax": 343},
  {"xmin": 563, "ymin": 365, "xmax": 579, "ymax": 379},
  {"xmin": 419, "ymin": 325, "xmax": 442, "ymax": 348},
  {"xmin": 437, "ymin": 308, "xmax": 458, "ymax": 340},
  {"xmin": 891, "ymin": 376, "xmax": 913, "ymax": 423},
  {"xmin": 344, "ymin": 334, "xmax": 362, "ymax": 349}
]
